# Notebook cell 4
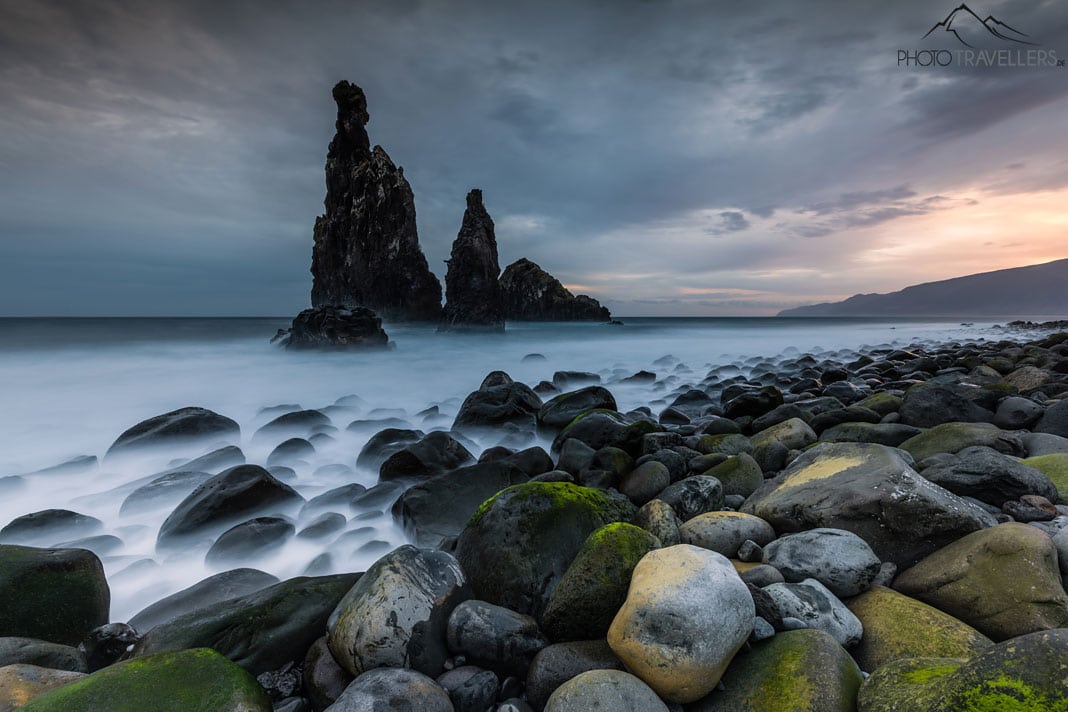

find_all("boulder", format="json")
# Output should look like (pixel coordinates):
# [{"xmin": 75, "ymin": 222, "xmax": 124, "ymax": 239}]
[
  {"xmin": 355, "ymin": 428, "xmax": 424, "ymax": 471},
  {"xmin": 454, "ymin": 482, "xmax": 635, "ymax": 620},
  {"xmin": 278, "ymin": 306, "xmax": 389, "ymax": 350},
  {"xmin": 656, "ymin": 475, "xmax": 724, "ymax": 521},
  {"xmin": 499, "ymin": 258, "xmax": 611, "ymax": 321},
  {"xmin": 898, "ymin": 383, "xmax": 993, "ymax": 428},
  {"xmin": 1035, "ymin": 398, "xmax": 1068, "ymax": 437},
  {"xmin": 327, "ymin": 546, "xmax": 469, "ymax": 678},
  {"xmin": 453, "ymin": 378, "xmax": 542, "ymax": 435},
  {"xmin": 857, "ymin": 629, "xmax": 1068, "ymax": 712},
  {"xmin": 742, "ymin": 442, "xmax": 995, "ymax": 567},
  {"xmin": 441, "ymin": 189, "xmax": 506, "ymax": 330},
  {"xmin": 0, "ymin": 545, "xmax": 109, "ymax": 647},
  {"xmin": 846, "ymin": 586, "xmax": 992, "ymax": 673},
  {"xmin": 105, "ymin": 407, "xmax": 239, "ymax": 457},
  {"xmin": 525, "ymin": 640, "xmax": 623, "ymax": 710},
  {"xmin": 899, "ymin": 422, "xmax": 1024, "ymax": 462},
  {"xmin": 1023, "ymin": 452, "xmax": 1068, "ymax": 502},
  {"xmin": 819, "ymin": 422, "xmax": 923, "ymax": 447},
  {"xmin": 379, "ymin": 431, "xmax": 474, "ymax": 480},
  {"xmin": 0, "ymin": 510, "xmax": 102, "ymax": 546},
  {"xmin": 309, "ymin": 81, "xmax": 441, "ymax": 321},
  {"xmin": 436, "ymin": 666, "xmax": 499, "ymax": 712},
  {"xmin": 892, "ymin": 522, "xmax": 1068, "ymax": 641},
  {"xmin": 993, "ymin": 396, "xmax": 1044, "ymax": 429},
  {"xmin": 762, "ymin": 528, "xmax": 881, "ymax": 597},
  {"xmin": 688, "ymin": 629, "xmax": 862, "ymax": 712},
  {"xmin": 538, "ymin": 387, "xmax": 618, "ymax": 430},
  {"xmin": 751, "ymin": 417, "xmax": 816, "ymax": 451},
  {"xmin": 325, "ymin": 667, "xmax": 453, "ymax": 712},
  {"xmin": 303, "ymin": 636, "xmax": 352, "ymax": 712},
  {"xmin": 679, "ymin": 511, "xmax": 776, "ymax": 558},
  {"xmin": 133, "ymin": 574, "xmax": 358, "ymax": 676},
  {"xmin": 607, "ymin": 544, "xmax": 754, "ymax": 703},
  {"xmin": 0, "ymin": 638, "xmax": 86, "ymax": 672},
  {"xmin": 392, "ymin": 461, "xmax": 530, "ymax": 547},
  {"xmin": 918, "ymin": 446, "xmax": 1057, "ymax": 505},
  {"xmin": 544, "ymin": 669, "xmax": 668, "ymax": 712},
  {"xmin": 128, "ymin": 568, "xmax": 279, "ymax": 633},
  {"xmin": 540, "ymin": 523, "xmax": 660, "ymax": 641},
  {"xmin": 446, "ymin": 600, "xmax": 548, "ymax": 678},
  {"xmin": 761, "ymin": 578, "xmax": 863, "ymax": 647},
  {"xmin": 17, "ymin": 648, "xmax": 270, "ymax": 712},
  {"xmin": 120, "ymin": 470, "xmax": 214, "ymax": 515},
  {"xmin": 156, "ymin": 465, "xmax": 303, "ymax": 548},
  {"xmin": 701, "ymin": 454, "xmax": 763, "ymax": 497},
  {"xmin": 205, "ymin": 516, "xmax": 295, "ymax": 564},
  {"xmin": 617, "ymin": 461, "xmax": 670, "ymax": 506},
  {"xmin": 631, "ymin": 499, "xmax": 682, "ymax": 546}
]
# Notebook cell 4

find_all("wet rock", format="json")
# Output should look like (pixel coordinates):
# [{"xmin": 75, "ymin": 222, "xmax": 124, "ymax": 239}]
[
  {"xmin": 761, "ymin": 578, "xmax": 862, "ymax": 646},
  {"xmin": 0, "ymin": 545, "xmax": 109, "ymax": 646},
  {"xmin": 763, "ymin": 528, "xmax": 881, "ymax": 597},
  {"xmin": 819, "ymin": 421, "xmax": 923, "ymax": 447},
  {"xmin": 899, "ymin": 421, "xmax": 1025, "ymax": 461},
  {"xmin": 302, "ymin": 636, "xmax": 352, "ymax": 712},
  {"xmin": 278, "ymin": 306, "xmax": 389, "ymax": 350},
  {"xmin": 205, "ymin": 516, "xmax": 295, "ymax": 564},
  {"xmin": 541, "ymin": 522, "xmax": 660, "ymax": 642},
  {"xmin": 701, "ymin": 453, "xmax": 763, "ymax": 497},
  {"xmin": 857, "ymin": 629, "xmax": 1068, "ymax": 712},
  {"xmin": 656, "ymin": 475, "xmax": 724, "ymax": 521},
  {"xmin": 120, "ymin": 470, "xmax": 214, "ymax": 515},
  {"xmin": 0, "ymin": 664, "xmax": 86, "ymax": 710},
  {"xmin": 499, "ymin": 258, "xmax": 611, "ymax": 321},
  {"xmin": 297, "ymin": 513, "xmax": 347, "ymax": 540},
  {"xmin": 128, "ymin": 568, "xmax": 279, "ymax": 633},
  {"xmin": 525, "ymin": 640, "xmax": 623, "ymax": 710},
  {"xmin": 846, "ymin": 585, "xmax": 992, "ymax": 673},
  {"xmin": 437, "ymin": 666, "xmax": 499, "ymax": 712},
  {"xmin": 156, "ymin": 465, "xmax": 303, "ymax": 548},
  {"xmin": 310, "ymin": 81, "xmax": 441, "ymax": 321},
  {"xmin": 105, "ymin": 407, "xmax": 239, "ymax": 458},
  {"xmin": 898, "ymin": 383, "xmax": 993, "ymax": 428},
  {"xmin": 454, "ymin": 482, "xmax": 636, "ymax": 620},
  {"xmin": 618, "ymin": 460, "xmax": 670, "ymax": 506},
  {"xmin": 327, "ymin": 546, "xmax": 469, "ymax": 677},
  {"xmin": 134, "ymin": 574, "xmax": 358, "ymax": 675},
  {"xmin": 0, "ymin": 637, "xmax": 86, "ymax": 672},
  {"xmin": 446, "ymin": 600, "xmax": 548, "ymax": 678},
  {"xmin": 608, "ymin": 544, "xmax": 754, "ymax": 703},
  {"xmin": 689, "ymin": 629, "xmax": 862, "ymax": 712},
  {"xmin": 0, "ymin": 510, "xmax": 102, "ymax": 546},
  {"xmin": 267, "ymin": 438, "xmax": 315, "ymax": 467},
  {"xmin": 544, "ymin": 669, "xmax": 668, "ymax": 711},
  {"xmin": 538, "ymin": 386, "xmax": 618, "ymax": 430},
  {"xmin": 679, "ymin": 511, "xmax": 776, "ymax": 558},
  {"xmin": 453, "ymin": 377, "xmax": 542, "ymax": 435},
  {"xmin": 79, "ymin": 623, "xmax": 139, "ymax": 672},
  {"xmin": 441, "ymin": 189, "xmax": 505, "ymax": 330},
  {"xmin": 632, "ymin": 499, "xmax": 682, "ymax": 546},
  {"xmin": 379, "ymin": 430, "xmax": 475, "ymax": 480},
  {"xmin": 993, "ymin": 395, "xmax": 1044, "ymax": 429},
  {"xmin": 325, "ymin": 667, "xmax": 453, "ymax": 712},
  {"xmin": 893, "ymin": 522, "xmax": 1068, "ymax": 641},
  {"xmin": 743, "ymin": 442, "xmax": 995, "ymax": 567}
]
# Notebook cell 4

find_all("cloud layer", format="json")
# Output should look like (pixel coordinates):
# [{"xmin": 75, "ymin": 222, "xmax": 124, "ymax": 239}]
[{"xmin": 1, "ymin": 0, "xmax": 1066, "ymax": 315}]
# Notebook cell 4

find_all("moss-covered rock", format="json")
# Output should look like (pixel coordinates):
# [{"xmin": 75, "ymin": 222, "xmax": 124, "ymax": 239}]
[
  {"xmin": 132, "ymin": 573, "xmax": 358, "ymax": 675},
  {"xmin": 455, "ymin": 482, "xmax": 636, "ymax": 621},
  {"xmin": 0, "ymin": 545, "xmax": 109, "ymax": 646},
  {"xmin": 689, "ymin": 629, "xmax": 863, "ymax": 712},
  {"xmin": 857, "ymin": 629, "xmax": 1068, "ymax": 712},
  {"xmin": 703, "ymin": 454, "xmax": 763, "ymax": 497},
  {"xmin": 859, "ymin": 392, "xmax": 902, "ymax": 417},
  {"xmin": 893, "ymin": 523, "xmax": 1068, "ymax": 642},
  {"xmin": 541, "ymin": 523, "xmax": 660, "ymax": 641},
  {"xmin": 0, "ymin": 664, "xmax": 85, "ymax": 711},
  {"xmin": 899, "ymin": 422, "xmax": 1023, "ymax": 462},
  {"xmin": 846, "ymin": 586, "xmax": 992, "ymax": 673},
  {"xmin": 18, "ymin": 648, "xmax": 270, "ymax": 711},
  {"xmin": 1022, "ymin": 453, "xmax": 1068, "ymax": 503},
  {"xmin": 694, "ymin": 433, "xmax": 752, "ymax": 457},
  {"xmin": 751, "ymin": 417, "xmax": 817, "ymax": 451},
  {"xmin": 819, "ymin": 422, "xmax": 923, "ymax": 447}
]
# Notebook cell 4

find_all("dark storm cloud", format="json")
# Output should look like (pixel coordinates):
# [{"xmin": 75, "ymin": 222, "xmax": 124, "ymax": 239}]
[{"xmin": 0, "ymin": 0, "xmax": 1066, "ymax": 315}]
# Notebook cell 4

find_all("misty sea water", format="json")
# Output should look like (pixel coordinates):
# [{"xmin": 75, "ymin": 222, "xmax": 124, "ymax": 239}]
[{"xmin": 0, "ymin": 316, "xmax": 1010, "ymax": 619}]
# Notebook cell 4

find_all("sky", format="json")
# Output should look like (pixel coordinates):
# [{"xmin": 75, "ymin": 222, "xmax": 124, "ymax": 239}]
[{"xmin": 1, "ymin": 0, "xmax": 1066, "ymax": 316}]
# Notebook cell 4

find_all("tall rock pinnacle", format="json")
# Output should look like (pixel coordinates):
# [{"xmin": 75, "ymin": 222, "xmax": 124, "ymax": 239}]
[
  {"xmin": 310, "ymin": 81, "xmax": 442, "ymax": 321},
  {"xmin": 441, "ymin": 189, "xmax": 506, "ymax": 331}
]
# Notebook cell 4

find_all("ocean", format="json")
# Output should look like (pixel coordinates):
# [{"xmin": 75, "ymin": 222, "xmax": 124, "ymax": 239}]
[{"xmin": 0, "ymin": 316, "xmax": 1010, "ymax": 620}]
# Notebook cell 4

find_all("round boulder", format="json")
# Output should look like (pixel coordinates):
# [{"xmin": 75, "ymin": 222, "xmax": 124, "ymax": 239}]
[
  {"xmin": 679, "ymin": 511, "xmax": 776, "ymax": 558},
  {"xmin": 545, "ymin": 669, "xmax": 668, "ymax": 711},
  {"xmin": 607, "ymin": 544, "xmax": 754, "ymax": 703},
  {"xmin": 763, "ymin": 528, "xmax": 881, "ymax": 597}
]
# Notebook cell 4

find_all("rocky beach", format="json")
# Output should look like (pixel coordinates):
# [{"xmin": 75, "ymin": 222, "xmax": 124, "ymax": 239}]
[{"xmin": 3, "ymin": 320, "xmax": 1068, "ymax": 710}]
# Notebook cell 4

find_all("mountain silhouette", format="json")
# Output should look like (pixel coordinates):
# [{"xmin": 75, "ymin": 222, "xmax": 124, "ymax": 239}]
[
  {"xmin": 922, "ymin": 4, "xmax": 1037, "ymax": 48},
  {"xmin": 777, "ymin": 259, "xmax": 1068, "ymax": 318}
]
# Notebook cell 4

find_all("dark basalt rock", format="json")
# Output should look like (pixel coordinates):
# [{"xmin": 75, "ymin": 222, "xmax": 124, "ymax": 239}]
[
  {"xmin": 276, "ymin": 306, "xmax": 389, "ymax": 350},
  {"xmin": 0, "ymin": 510, "xmax": 102, "ymax": 546},
  {"xmin": 499, "ymin": 258, "xmax": 610, "ymax": 322},
  {"xmin": 106, "ymin": 407, "xmax": 240, "ymax": 458},
  {"xmin": 310, "ymin": 81, "xmax": 441, "ymax": 321},
  {"xmin": 441, "ymin": 189, "xmax": 505, "ymax": 331},
  {"xmin": 128, "ymin": 568, "xmax": 280, "ymax": 633}
]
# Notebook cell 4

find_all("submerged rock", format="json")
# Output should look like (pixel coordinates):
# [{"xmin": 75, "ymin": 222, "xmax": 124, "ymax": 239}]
[
  {"xmin": 441, "ymin": 189, "xmax": 505, "ymax": 330},
  {"xmin": 106, "ymin": 407, "xmax": 239, "ymax": 458},
  {"xmin": 310, "ymin": 81, "xmax": 441, "ymax": 320},
  {"xmin": 276, "ymin": 306, "xmax": 389, "ymax": 350},
  {"xmin": 499, "ymin": 258, "xmax": 610, "ymax": 321}
]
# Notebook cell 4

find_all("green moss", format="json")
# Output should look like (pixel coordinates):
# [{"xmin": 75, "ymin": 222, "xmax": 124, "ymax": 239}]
[
  {"xmin": 860, "ymin": 392, "xmax": 903, "ymax": 417},
  {"xmin": 469, "ymin": 481, "xmax": 631, "ymax": 527},
  {"xmin": 1022, "ymin": 453, "xmax": 1068, "ymax": 504},
  {"xmin": 19, "ymin": 648, "xmax": 270, "ymax": 711},
  {"xmin": 903, "ymin": 662, "xmax": 962, "ymax": 684},
  {"xmin": 954, "ymin": 674, "xmax": 1065, "ymax": 712},
  {"xmin": 899, "ymin": 422, "xmax": 1009, "ymax": 461}
]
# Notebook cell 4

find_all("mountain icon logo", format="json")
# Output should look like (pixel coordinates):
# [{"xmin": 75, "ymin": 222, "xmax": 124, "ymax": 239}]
[{"xmin": 923, "ymin": 4, "xmax": 1038, "ymax": 48}]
